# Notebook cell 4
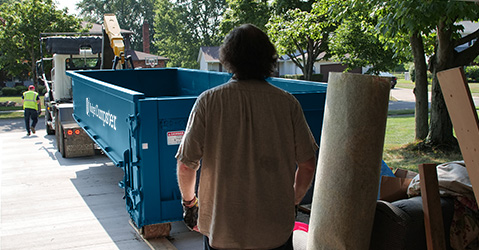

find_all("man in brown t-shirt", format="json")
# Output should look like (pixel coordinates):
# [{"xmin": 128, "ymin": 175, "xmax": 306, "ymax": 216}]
[{"xmin": 176, "ymin": 24, "xmax": 318, "ymax": 250}]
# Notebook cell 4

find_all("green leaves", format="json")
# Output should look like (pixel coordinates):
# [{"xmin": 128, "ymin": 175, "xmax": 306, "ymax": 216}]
[
  {"xmin": 220, "ymin": 0, "xmax": 270, "ymax": 35},
  {"xmin": 0, "ymin": 0, "xmax": 81, "ymax": 79},
  {"xmin": 266, "ymin": 1, "xmax": 336, "ymax": 80},
  {"xmin": 153, "ymin": 0, "xmax": 226, "ymax": 68}
]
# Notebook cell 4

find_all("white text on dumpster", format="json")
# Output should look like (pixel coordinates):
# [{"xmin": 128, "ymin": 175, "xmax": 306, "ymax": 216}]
[{"xmin": 86, "ymin": 98, "xmax": 117, "ymax": 130}]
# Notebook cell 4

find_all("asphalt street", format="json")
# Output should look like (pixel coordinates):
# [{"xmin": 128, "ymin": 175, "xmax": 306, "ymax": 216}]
[{"xmin": 389, "ymin": 87, "xmax": 479, "ymax": 110}]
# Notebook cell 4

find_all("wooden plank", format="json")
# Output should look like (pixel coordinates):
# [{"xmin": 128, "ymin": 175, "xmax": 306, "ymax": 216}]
[
  {"xmin": 437, "ymin": 67, "xmax": 479, "ymax": 203},
  {"xmin": 419, "ymin": 163, "xmax": 446, "ymax": 250},
  {"xmin": 129, "ymin": 220, "xmax": 177, "ymax": 250}
]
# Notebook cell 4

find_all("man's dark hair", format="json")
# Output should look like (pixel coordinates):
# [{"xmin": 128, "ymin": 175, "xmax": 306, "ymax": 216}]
[{"xmin": 219, "ymin": 24, "xmax": 278, "ymax": 80}]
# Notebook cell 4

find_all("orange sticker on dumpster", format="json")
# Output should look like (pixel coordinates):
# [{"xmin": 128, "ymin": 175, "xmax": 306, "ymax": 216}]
[{"xmin": 167, "ymin": 131, "xmax": 184, "ymax": 145}]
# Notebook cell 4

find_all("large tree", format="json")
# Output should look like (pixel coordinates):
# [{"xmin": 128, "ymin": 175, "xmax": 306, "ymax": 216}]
[
  {"xmin": 153, "ymin": 0, "xmax": 226, "ymax": 68},
  {"xmin": 329, "ymin": 13, "xmax": 406, "ymax": 74},
  {"xmin": 267, "ymin": 2, "xmax": 336, "ymax": 80},
  {"xmin": 77, "ymin": 0, "xmax": 155, "ymax": 52},
  {"xmin": 375, "ymin": 0, "xmax": 439, "ymax": 141},
  {"xmin": 220, "ymin": 0, "xmax": 270, "ymax": 35},
  {"xmin": 271, "ymin": 0, "xmax": 314, "ymax": 14},
  {"xmin": 378, "ymin": 0, "xmax": 479, "ymax": 148},
  {"xmin": 0, "ymin": 0, "xmax": 81, "ymax": 84}
]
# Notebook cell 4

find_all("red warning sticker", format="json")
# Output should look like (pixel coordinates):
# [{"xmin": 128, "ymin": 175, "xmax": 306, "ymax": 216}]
[{"xmin": 167, "ymin": 131, "xmax": 185, "ymax": 145}]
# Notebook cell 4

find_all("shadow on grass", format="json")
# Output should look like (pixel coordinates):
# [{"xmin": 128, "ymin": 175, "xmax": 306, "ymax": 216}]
[{"xmin": 383, "ymin": 141, "xmax": 463, "ymax": 172}]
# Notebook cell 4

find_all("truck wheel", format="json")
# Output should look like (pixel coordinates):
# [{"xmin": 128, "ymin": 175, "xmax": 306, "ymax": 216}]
[
  {"xmin": 45, "ymin": 111, "xmax": 55, "ymax": 135},
  {"xmin": 58, "ymin": 125, "xmax": 66, "ymax": 158},
  {"xmin": 54, "ymin": 114, "xmax": 65, "ymax": 157}
]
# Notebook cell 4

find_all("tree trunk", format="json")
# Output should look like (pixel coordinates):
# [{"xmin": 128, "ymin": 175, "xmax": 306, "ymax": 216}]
[
  {"xmin": 410, "ymin": 32, "xmax": 429, "ymax": 140},
  {"xmin": 303, "ymin": 38, "xmax": 315, "ymax": 81},
  {"xmin": 426, "ymin": 21, "xmax": 457, "ymax": 148}
]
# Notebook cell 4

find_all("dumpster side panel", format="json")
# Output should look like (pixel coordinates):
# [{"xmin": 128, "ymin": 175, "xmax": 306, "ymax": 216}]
[
  {"xmin": 77, "ymin": 68, "xmax": 180, "ymax": 97},
  {"xmin": 176, "ymin": 68, "xmax": 232, "ymax": 95},
  {"xmin": 268, "ymin": 77, "xmax": 328, "ymax": 93},
  {"xmin": 68, "ymin": 71, "xmax": 144, "ymax": 166},
  {"xmin": 137, "ymin": 97, "xmax": 197, "ymax": 226},
  {"xmin": 69, "ymin": 68, "xmax": 328, "ymax": 228},
  {"xmin": 295, "ymin": 92, "xmax": 327, "ymax": 144}
]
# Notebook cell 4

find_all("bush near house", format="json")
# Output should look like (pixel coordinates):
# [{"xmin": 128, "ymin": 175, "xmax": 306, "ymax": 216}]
[
  {"xmin": 0, "ymin": 85, "xmax": 45, "ymax": 96},
  {"xmin": 465, "ymin": 66, "xmax": 479, "ymax": 82},
  {"xmin": 1, "ymin": 87, "xmax": 18, "ymax": 96},
  {"xmin": 408, "ymin": 65, "xmax": 433, "ymax": 83},
  {"xmin": 281, "ymin": 74, "xmax": 324, "ymax": 82},
  {"xmin": 15, "ymin": 86, "xmax": 28, "ymax": 94}
]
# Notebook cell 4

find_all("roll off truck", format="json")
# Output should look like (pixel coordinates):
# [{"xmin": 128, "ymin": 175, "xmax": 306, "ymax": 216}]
[{"xmin": 36, "ymin": 14, "xmax": 133, "ymax": 158}]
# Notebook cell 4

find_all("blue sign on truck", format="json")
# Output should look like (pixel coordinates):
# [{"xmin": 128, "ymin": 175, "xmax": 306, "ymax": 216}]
[{"xmin": 67, "ymin": 68, "xmax": 327, "ymax": 229}]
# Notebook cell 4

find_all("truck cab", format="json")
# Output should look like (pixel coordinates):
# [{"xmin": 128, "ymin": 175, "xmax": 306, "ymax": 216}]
[{"xmin": 37, "ymin": 36, "xmax": 104, "ymax": 157}]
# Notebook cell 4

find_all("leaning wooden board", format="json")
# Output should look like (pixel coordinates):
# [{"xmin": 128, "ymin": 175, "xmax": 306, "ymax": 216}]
[{"xmin": 437, "ymin": 67, "xmax": 479, "ymax": 203}]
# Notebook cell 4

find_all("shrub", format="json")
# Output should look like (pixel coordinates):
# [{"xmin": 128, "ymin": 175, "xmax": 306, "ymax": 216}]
[
  {"xmin": 282, "ymin": 74, "xmax": 303, "ymax": 80},
  {"xmin": 37, "ymin": 85, "xmax": 46, "ymax": 95},
  {"xmin": 465, "ymin": 66, "xmax": 479, "ymax": 82},
  {"xmin": 1, "ymin": 87, "xmax": 18, "ymax": 96},
  {"xmin": 281, "ymin": 74, "xmax": 323, "ymax": 82},
  {"xmin": 409, "ymin": 65, "xmax": 415, "ymax": 82},
  {"xmin": 310, "ymin": 74, "xmax": 323, "ymax": 82},
  {"xmin": 408, "ymin": 65, "xmax": 433, "ymax": 83},
  {"xmin": 15, "ymin": 85, "xmax": 27, "ymax": 94}
]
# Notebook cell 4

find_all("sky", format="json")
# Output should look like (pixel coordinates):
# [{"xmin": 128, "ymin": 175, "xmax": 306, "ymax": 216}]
[{"xmin": 55, "ymin": 0, "xmax": 81, "ymax": 15}]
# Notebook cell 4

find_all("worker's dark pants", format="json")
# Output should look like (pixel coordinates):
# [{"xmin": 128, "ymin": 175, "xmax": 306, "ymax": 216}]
[
  {"xmin": 203, "ymin": 234, "xmax": 293, "ymax": 250},
  {"xmin": 24, "ymin": 108, "xmax": 38, "ymax": 133}
]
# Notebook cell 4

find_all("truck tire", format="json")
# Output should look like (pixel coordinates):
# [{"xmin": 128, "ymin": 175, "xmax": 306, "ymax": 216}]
[
  {"xmin": 59, "ymin": 126, "xmax": 66, "ymax": 158},
  {"xmin": 45, "ymin": 110, "xmax": 55, "ymax": 135},
  {"xmin": 55, "ymin": 114, "xmax": 65, "ymax": 157}
]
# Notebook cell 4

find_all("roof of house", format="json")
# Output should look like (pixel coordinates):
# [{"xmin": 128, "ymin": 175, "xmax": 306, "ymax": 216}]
[
  {"xmin": 126, "ymin": 50, "xmax": 168, "ymax": 61},
  {"xmin": 198, "ymin": 46, "xmax": 220, "ymax": 63},
  {"xmin": 82, "ymin": 22, "xmax": 134, "ymax": 35}
]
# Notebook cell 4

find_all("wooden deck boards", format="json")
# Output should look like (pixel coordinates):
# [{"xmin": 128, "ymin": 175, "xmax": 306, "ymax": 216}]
[{"xmin": 0, "ymin": 127, "xmax": 151, "ymax": 250}]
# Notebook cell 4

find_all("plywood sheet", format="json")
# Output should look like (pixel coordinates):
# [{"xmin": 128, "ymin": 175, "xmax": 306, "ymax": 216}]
[{"xmin": 437, "ymin": 67, "xmax": 479, "ymax": 203}]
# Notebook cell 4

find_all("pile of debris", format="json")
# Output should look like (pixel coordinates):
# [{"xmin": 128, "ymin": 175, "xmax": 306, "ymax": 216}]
[{"xmin": 0, "ymin": 101, "xmax": 17, "ymax": 107}]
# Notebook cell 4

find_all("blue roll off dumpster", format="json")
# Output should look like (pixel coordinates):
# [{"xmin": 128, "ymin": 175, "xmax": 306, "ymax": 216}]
[{"xmin": 67, "ymin": 68, "xmax": 327, "ymax": 229}]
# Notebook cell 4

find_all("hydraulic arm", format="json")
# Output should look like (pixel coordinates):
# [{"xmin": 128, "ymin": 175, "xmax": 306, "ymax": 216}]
[{"xmin": 103, "ymin": 14, "xmax": 133, "ymax": 69}]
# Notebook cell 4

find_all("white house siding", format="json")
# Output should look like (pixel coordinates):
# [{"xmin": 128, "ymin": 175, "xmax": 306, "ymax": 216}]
[
  {"xmin": 199, "ymin": 53, "xmax": 208, "ymax": 71},
  {"xmin": 207, "ymin": 63, "xmax": 222, "ymax": 72}
]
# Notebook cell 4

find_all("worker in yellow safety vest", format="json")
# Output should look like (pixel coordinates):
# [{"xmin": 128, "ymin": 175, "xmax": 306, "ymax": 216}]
[{"xmin": 22, "ymin": 85, "xmax": 40, "ymax": 136}]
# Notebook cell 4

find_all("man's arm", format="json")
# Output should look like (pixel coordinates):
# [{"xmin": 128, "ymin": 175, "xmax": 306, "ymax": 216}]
[
  {"xmin": 177, "ymin": 160, "xmax": 197, "ymax": 202},
  {"xmin": 294, "ymin": 156, "xmax": 317, "ymax": 205}
]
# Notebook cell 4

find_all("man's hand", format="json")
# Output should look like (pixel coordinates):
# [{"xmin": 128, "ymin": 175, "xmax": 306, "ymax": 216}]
[{"xmin": 182, "ymin": 196, "xmax": 198, "ymax": 231}]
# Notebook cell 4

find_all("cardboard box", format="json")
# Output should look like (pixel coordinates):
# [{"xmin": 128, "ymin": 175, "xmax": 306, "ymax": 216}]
[{"xmin": 379, "ymin": 169, "xmax": 418, "ymax": 202}]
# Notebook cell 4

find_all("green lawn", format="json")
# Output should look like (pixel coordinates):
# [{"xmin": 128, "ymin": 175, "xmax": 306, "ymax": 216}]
[
  {"xmin": 0, "ymin": 96, "xmax": 45, "ymax": 118},
  {"xmin": 383, "ymin": 115, "xmax": 463, "ymax": 172}
]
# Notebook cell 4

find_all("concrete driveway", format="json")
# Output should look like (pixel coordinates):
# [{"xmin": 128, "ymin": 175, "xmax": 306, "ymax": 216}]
[{"xmin": 0, "ymin": 117, "xmax": 206, "ymax": 250}]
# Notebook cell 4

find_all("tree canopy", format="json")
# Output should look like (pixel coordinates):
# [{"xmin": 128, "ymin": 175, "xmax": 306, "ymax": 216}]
[
  {"xmin": 220, "ymin": 0, "xmax": 270, "ymax": 35},
  {"xmin": 328, "ymin": 1, "xmax": 408, "ymax": 74},
  {"xmin": 376, "ymin": 0, "xmax": 479, "ymax": 148},
  {"xmin": 77, "ymin": 0, "xmax": 156, "ymax": 52},
  {"xmin": 267, "ymin": 1, "xmax": 336, "ymax": 80},
  {"xmin": 0, "ymin": 0, "xmax": 81, "ymax": 82},
  {"xmin": 153, "ymin": 0, "xmax": 226, "ymax": 68}
]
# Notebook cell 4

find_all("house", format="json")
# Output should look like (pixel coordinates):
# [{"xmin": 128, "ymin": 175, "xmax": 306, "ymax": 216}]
[
  {"xmin": 126, "ymin": 50, "xmax": 168, "ymax": 68},
  {"xmin": 197, "ymin": 46, "xmax": 360, "ymax": 82},
  {"xmin": 198, "ymin": 46, "xmax": 224, "ymax": 72},
  {"xmin": 455, "ymin": 21, "xmax": 479, "ymax": 53},
  {"xmin": 278, "ymin": 52, "xmax": 362, "ymax": 82}
]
